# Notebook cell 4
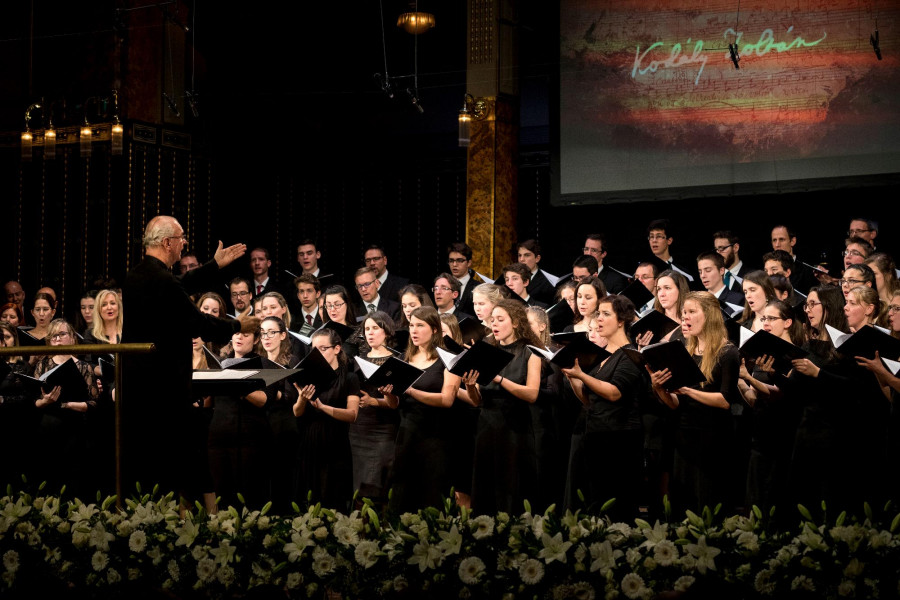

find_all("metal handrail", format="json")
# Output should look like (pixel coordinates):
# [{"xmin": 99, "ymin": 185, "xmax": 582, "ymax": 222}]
[{"xmin": 0, "ymin": 343, "xmax": 155, "ymax": 507}]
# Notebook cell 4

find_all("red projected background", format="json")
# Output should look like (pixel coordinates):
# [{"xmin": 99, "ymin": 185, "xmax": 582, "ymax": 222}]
[{"xmin": 559, "ymin": 0, "xmax": 900, "ymax": 201}]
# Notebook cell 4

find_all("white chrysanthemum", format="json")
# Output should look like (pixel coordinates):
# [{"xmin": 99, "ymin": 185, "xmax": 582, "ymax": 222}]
[
  {"xmin": 470, "ymin": 515, "xmax": 495, "ymax": 540},
  {"xmin": 607, "ymin": 523, "xmax": 633, "ymax": 540},
  {"xmin": 333, "ymin": 523, "xmax": 359, "ymax": 547},
  {"xmin": 91, "ymin": 551, "xmax": 109, "ymax": 572},
  {"xmin": 458, "ymin": 556, "xmax": 486, "ymax": 585},
  {"xmin": 654, "ymin": 539, "xmax": 677, "ymax": 566},
  {"xmin": 285, "ymin": 572, "xmax": 303, "ymax": 589},
  {"xmin": 674, "ymin": 575, "xmax": 695, "ymax": 592},
  {"xmin": 128, "ymin": 530, "xmax": 148, "ymax": 553},
  {"xmin": 217, "ymin": 565, "xmax": 235, "ymax": 586},
  {"xmin": 736, "ymin": 531, "xmax": 759, "ymax": 553},
  {"xmin": 2, "ymin": 550, "xmax": 19, "ymax": 573},
  {"xmin": 354, "ymin": 540, "xmax": 380, "ymax": 568},
  {"xmin": 620, "ymin": 573, "xmax": 646, "ymax": 599},
  {"xmin": 314, "ymin": 526, "xmax": 328, "ymax": 540},
  {"xmin": 312, "ymin": 548, "xmax": 336, "ymax": 578},
  {"xmin": 571, "ymin": 581, "xmax": 596, "ymax": 600},
  {"xmin": 196, "ymin": 558, "xmax": 217, "ymax": 583},
  {"xmin": 791, "ymin": 575, "xmax": 815, "ymax": 592},
  {"xmin": 519, "ymin": 558, "xmax": 545, "ymax": 585}
]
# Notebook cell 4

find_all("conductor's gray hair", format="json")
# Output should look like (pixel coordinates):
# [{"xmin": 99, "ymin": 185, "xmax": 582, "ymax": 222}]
[{"xmin": 142, "ymin": 216, "xmax": 178, "ymax": 248}]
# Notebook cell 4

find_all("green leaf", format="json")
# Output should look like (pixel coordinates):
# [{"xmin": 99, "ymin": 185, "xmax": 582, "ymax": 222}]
[
  {"xmin": 797, "ymin": 504, "xmax": 814, "ymax": 522},
  {"xmin": 599, "ymin": 498, "xmax": 616, "ymax": 515},
  {"xmin": 713, "ymin": 503, "xmax": 722, "ymax": 516},
  {"xmin": 152, "ymin": 483, "xmax": 160, "ymax": 497},
  {"xmin": 769, "ymin": 505, "xmax": 776, "ymax": 518},
  {"xmin": 292, "ymin": 502, "xmax": 300, "ymax": 514},
  {"xmin": 136, "ymin": 481, "xmax": 142, "ymax": 494},
  {"xmin": 195, "ymin": 500, "xmax": 204, "ymax": 512}
]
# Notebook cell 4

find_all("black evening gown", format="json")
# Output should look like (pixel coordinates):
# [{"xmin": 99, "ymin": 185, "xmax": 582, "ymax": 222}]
[
  {"xmin": 471, "ymin": 339, "xmax": 537, "ymax": 514},
  {"xmin": 266, "ymin": 364, "xmax": 301, "ymax": 514},
  {"xmin": 207, "ymin": 356, "xmax": 276, "ymax": 509},
  {"xmin": 530, "ymin": 359, "xmax": 563, "ymax": 512},
  {"xmin": 565, "ymin": 346, "xmax": 644, "ymax": 521},
  {"xmin": 670, "ymin": 344, "xmax": 740, "ymax": 515},
  {"xmin": 388, "ymin": 360, "xmax": 453, "ymax": 512},
  {"xmin": 295, "ymin": 365, "xmax": 359, "ymax": 510},
  {"xmin": 349, "ymin": 355, "xmax": 400, "ymax": 505}
]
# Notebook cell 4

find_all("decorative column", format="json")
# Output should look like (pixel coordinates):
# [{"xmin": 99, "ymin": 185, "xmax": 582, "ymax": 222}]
[{"xmin": 465, "ymin": 0, "xmax": 518, "ymax": 279}]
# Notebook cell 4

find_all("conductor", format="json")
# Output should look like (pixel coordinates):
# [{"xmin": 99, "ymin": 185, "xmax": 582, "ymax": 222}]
[{"xmin": 121, "ymin": 215, "xmax": 246, "ymax": 496}]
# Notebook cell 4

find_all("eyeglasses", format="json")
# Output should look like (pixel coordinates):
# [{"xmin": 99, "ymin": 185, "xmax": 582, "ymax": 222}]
[
  {"xmin": 364, "ymin": 256, "xmax": 385, "ymax": 263},
  {"xmin": 648, "ymin": 234, "xmax": 668, "ymax": 241},
  {"xmin": 166, "ymin": 235, "xmax": 187, "ymax": 243},
  {"xmin": 714, "ymin": 244, "xmax": 734, "ymax": 252},
  {"xmin": 432, "ymin": 286, "xmax": 452, "ymax": 292},
  {"xmin": 314, "ymin": 345, "xmax": 336, "ymax": 352},
  {"xmin": 838, "ymin": 278, "xmax": 865, "ymax": 287},
  {"xmin": 325, "ymin": 302, "xmax": 345, "ymax": 310},
  {"xmin": 582, "ymin": 247, "xmax": 603, "ymax": 255},
  {"xmin": 635, "ymin": 274, "xmax": 655, "ymax": 281},
  {"xmin": 803, "ymin": 301, "xmax": 822, "ymax": 311},
  {"xmin": 848, "ymin": 228, "xmax": 871, "ymax": 236},
  {"xmin": 259, "ymin": 330, "xmax": 284, "ymax": 339},
  {"xmin": 231, "ymin": 291, "xmax": 251, "ymax": 298},
  {"xmin": 356, "ymin": 280, "xmax": 377, "ymax": 290},
  {"xmin": 758, "ymin": 316, "xmax": 783, "ymax": 323},
  {"xmin": 448, "ymin": 257, "xmax": 468, "ymax": 264},
  {"xmin": 842, "ymin": 249, "xmax": 865, "ymax": 258},
  {"xmin": 888, "ymin": 305, "xmax": 900, "ymax": 314},
  {"xmin": 50, "ymin": 332, "xmax": 70, "ymax": 341}
]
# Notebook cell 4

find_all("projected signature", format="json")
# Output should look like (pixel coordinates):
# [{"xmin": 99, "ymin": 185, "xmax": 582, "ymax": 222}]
[{"xmin": 632, "ymin": 27, "xmax": 827, "ymax": 85}]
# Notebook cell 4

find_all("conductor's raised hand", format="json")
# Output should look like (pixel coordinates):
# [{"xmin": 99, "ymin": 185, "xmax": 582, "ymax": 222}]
[{"xmin": 214, "ymin": 240, "xmax": 248, "ymax": 269}]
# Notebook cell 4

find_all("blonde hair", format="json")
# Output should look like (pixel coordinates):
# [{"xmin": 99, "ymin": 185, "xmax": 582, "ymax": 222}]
[
  {"xmin": 91, "ymin": 289, "xmax": 124, "ymax": 343},
  {"xmin": 683, "ymin": 292, "xmax": 730, "ymax": 383}
]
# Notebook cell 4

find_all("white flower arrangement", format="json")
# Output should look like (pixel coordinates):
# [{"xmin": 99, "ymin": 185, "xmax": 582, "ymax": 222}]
[{"xmin": 2, "ymin": 488, "xmax": 900, "ymax": 598}]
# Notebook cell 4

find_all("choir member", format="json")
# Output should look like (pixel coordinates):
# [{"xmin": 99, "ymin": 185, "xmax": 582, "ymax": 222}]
[
  {"xmin": 31, "ymin": 319, "xmax": 100, "ymax": 496},
  {"xmin": 582, "ymin": 233, "xmax": 629, "ymax": 294},
  {"xmin": 84, "ymin": 289, "xmax": 123, "ymax": 346},
  {"xmin": 864, "ymin": 253, "xmax": 900, "ymax": 327},
  {"xmin": 461, "ymin": 299, "xmax": 542, "ymax": 514},
  {"xmin": 649, "ymin": 292, "xmax": 741, "ymax": 514},
  {"xmin": 517, "ymin": 239, "xmax": 555, "ymax": 305},
  {"xmin": 350, "ymin": 312, "xmax": 400, "ymax": 506},
  {"xmin": 562, "ymin": 295, "xmax": 644, "ymax": 521},
  {"xmin": 398, "ymin": 284, "xmax": 435, "ymax": 329},
  {"xmin": 568, "ymin": 277, "xmax": 606, "ymax": 333},
  {"xmin": 292, "ymin": 274, "xmax": 323, "ymax": 336},
  {"xmin": 839, "ymin": 264, "xmax": 875, "ymax": 300},
  {"xmin": 75, "ymin": 291, "xmax": 96, "ymax": 336},
  {"xmin": 322, "ymin": 285, "xmax": 362, "ymax": 357},
  {"xmin": 803, "ymin": 286, "xmax": 848, "ymax": 342},
  {"xmin": 207, "ymin": 317, "xmax": 274, "ymax": 509},
  {"xmin": 385, "ymin": 307, "xmax": 460, "ymax": 512},
  {"xmin": 471, "ymin": 283, "xmax": 504, "ymax": 333},
  {"xmin": 0, "ymin": 322, "xmax": 33, "ymax": 486},
  {"xmin": 740, "ymin": 271, "xmax": 777, "ymax": 331},
  {"xmin": 555, "ymin": 280, "xmax": 578, "ymax": 316},
  {"xmin": 198, "ymin": 292, "xmax": 227, "ymax": 317},
  {"xmin": 293, "ymin": 327, "xmax": 360, "ymax": 510},
  {"xmin": 0, "ymin": 303, "xmax": 24, "ymax": 328},
  {"xmin": 29, "ymin": 292, "xmax": 57, "ymax": 341}
]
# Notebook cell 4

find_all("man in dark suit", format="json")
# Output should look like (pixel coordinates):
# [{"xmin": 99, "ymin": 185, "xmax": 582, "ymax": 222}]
[
  {"xmin": 363, "ymin": 244, "xmax": 409, "ymax": 305},
  {"xmin": 516, "ymin": 239, "xmax": 555, "ymax": 305},
  {"xmin": 291, "ymin": 273, "xmax": 323, "ymax": 336},
  {"xmin": 502, "ymin": 262, "xmax": 549, "ymax": 308},
  {"xmin": 697, "ymin": 251, "xmax": 745, "ymax": 307},
  {"xmin": 433, "ymin": 272, "xmax": 475, "ymax": 321},
  {"xmin": 121, "ymin": 215, "xmax": 244, "ymax": 494},
  {"xmin": 353, "ymin": 266, "xmax": 400, "ymax": 321},
  {"xmin": 583, "ymin": 233, "xmax": 629, "ymax": 294},
  {"xmin": 448, "ymin": 242, "xmax": 480, "ymax": 316},
  {"xmin": 713, "ymin": 230, "xmax": 753, "ymax": 291},
  {"xmin": 769, "ymin": 225, "xmax": 818, "ymax": 294},
  {"xmin": 250, "ymin": 247, "xmax": 281, "ymax": 297}
]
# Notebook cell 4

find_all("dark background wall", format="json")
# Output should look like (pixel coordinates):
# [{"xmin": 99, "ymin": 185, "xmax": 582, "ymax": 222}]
[{"xmin": 2, "ymin": 1, "xmax": 897, "ymax": 321}]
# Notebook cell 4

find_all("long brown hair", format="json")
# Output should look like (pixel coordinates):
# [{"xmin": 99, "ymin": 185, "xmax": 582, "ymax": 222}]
[
  {"xmin": 683, "ymin": 292, "xmax": 730, "ymax": 383},
  {"xmin": 739, "ymin": 270, "xmax": 776, "ymax": 324},
  {"xmin": 261, "ymin": 316, "xmax": 292, "ymax": 365},
  {"xmin": 404, "ymin": 306, "xmax": 443, "ymax": 362},
  {"xmin": 653, "ymin": 270, "xmax": 690, "ymax": 320},
  {"xmin": 488, "ymin": 299, "xmax": 542, "ymax": 348}
]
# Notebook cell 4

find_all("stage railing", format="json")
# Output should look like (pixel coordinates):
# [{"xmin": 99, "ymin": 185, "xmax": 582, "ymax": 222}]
[{"xmin": 0, "ymin": 343, "xmax": 155, "ymax": 508}]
